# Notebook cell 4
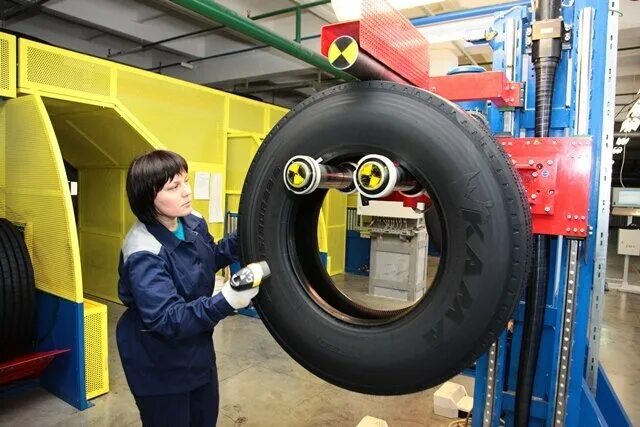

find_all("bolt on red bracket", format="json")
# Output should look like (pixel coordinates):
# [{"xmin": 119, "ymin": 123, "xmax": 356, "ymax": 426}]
[{"xmin": 498, "ymin": 137, "xmax": 592, "ymax": 238}]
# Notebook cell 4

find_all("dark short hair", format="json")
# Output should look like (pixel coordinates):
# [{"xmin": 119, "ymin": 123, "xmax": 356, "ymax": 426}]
[{"xmin": 126, "ymin": 150, "xmax": 189, "ymax": 224}]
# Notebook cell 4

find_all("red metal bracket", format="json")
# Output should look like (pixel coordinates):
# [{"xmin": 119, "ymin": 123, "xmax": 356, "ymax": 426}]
[
  {"xmin": 498, "ymin": 137, "xmax": 592, "ymax": 238},
  {"xmin": 379, "ymin": 192, "xmax": 432, "ymax": 210},
  {"xmin": 0, "ymin": 349, "xmax": 70, "ymax": 387},
  {"xmin": 429, "ymin": 73, "xmax": 523, "ymax": 108}
]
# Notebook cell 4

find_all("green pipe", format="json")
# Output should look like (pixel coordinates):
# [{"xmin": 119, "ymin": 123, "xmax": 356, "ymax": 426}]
[{"xmin": 168, "ymin": 0, "xmax": 355, "ymax": 81}]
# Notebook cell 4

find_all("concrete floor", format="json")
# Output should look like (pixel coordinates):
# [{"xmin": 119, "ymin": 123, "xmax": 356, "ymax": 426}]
[{"xmin": 0, "ymin": 245, "xmax": 638, "ymax": 426}]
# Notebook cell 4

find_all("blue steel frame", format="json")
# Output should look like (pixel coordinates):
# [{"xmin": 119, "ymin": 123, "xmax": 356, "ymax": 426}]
[
  {"xmin": 415, "ymin": 2, "xmax": 632, "ymax": 426},
  {"xmin": 35, "ymin": 291, "xmax": 90, "ymax": 410}
]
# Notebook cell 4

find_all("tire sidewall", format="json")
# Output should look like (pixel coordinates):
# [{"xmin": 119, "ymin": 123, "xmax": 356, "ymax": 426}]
[{"xmin": 239, "ymin": 82, "xmax": 531, "ymax": 394}]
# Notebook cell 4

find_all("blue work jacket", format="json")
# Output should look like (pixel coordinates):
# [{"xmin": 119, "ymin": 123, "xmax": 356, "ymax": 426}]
[{"xmin": 116, "ymin": 211, "xmax": 239, "ymax": 396}]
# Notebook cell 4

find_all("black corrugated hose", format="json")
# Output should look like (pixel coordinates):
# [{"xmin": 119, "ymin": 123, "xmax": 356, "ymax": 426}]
[
  {"xmin": 534, "ymin": 59, "xmax": 559, "ymax": 138},
  {"xmin": 515, "ymin": 0, "xmax": 562, "ymax": 425},
  {"xmin": 515, "ymin": 235, "xmax": 550, "ymax": 426}
]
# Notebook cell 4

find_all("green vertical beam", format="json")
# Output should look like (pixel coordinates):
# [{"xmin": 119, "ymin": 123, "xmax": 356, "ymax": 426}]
[
  {"xmin": 295, "ymin": 8, "xmax": 302, "ymax": 43},
  {"xmin": 168, "ymin": 0, "xmax": 355, "ymax": 81}
]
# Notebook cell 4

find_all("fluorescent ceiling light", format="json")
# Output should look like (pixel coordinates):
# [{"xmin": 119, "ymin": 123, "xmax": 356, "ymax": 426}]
[{"xmin": 331, "ymin": 0, "xmax": 444, "ymax": 22}]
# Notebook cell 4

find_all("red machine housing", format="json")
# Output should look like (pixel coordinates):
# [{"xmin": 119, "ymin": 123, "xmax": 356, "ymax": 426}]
[
  {"xmin": 499, "ymin": 137, "xmax": 592, "ymax": 238},
  {"xmin": 320, "ymin": 2, "xmax": 593, "ymax": 238}
]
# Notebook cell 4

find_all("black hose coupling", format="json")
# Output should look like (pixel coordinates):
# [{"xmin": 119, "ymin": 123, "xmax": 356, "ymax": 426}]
[{"xmin": 531, "ymin": 18, "xmax": 564, "ymax": 62}]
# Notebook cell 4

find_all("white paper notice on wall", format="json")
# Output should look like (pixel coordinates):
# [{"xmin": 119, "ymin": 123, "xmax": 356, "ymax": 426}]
[
  {"xmin": 194, "ymin": 172, "xmax": 210, "ymax": 200},
  {"xmin": 208, "ymin": 173, "xmax": 224, "ymax": 223}
]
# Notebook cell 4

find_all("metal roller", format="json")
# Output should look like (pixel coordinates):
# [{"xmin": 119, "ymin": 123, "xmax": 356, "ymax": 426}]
[
  {"xmin": 283, "ymin": 155, "xmax": 356, "ymax": 195},
  {"xmin": 353, "ymin": 154, "xmax": 420, "ymax": 198}
]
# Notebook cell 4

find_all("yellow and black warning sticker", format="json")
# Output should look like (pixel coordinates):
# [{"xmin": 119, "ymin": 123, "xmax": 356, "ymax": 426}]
[
  {"xmin": 328, "ymin": 36, "xmax": 359, "ymax": 70},
  {"xmin": 357, "ymin": 161, "xmax": 385, "ymax": 191},
  {"xmin": 286, "ymin": 161, "xmax": 310, "ymax": 188}
]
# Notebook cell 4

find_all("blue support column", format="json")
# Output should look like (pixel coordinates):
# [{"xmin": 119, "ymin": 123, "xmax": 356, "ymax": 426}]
[
  {"xmin": 592, "ymin": 366, "xmax": 634, "ymax": 426},
  {"xmin": 35, "ymin": 291, "xmax": 89, "ymax": 410},
  {"xmin": 470, "ymin": 0, "xmax": 632, "ymax": 425}
]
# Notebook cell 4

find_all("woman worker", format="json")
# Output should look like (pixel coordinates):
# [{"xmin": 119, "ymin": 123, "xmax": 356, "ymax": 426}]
[{"xmin": 116, "ymin": 150, "xmax": 258, "ymax": 426}]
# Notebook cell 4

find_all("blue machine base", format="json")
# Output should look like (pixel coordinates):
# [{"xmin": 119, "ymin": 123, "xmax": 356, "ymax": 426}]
[
  {"xmin": 30, "ymin": 291, "xmax": 89, "ymax": 410},
  {"xmin": 345, "ymin": 230, "xmax": 370, "ymax": 276},
  {"xmin": 578, "ymin": 366, "xmax": 634, "ymax": 427}
]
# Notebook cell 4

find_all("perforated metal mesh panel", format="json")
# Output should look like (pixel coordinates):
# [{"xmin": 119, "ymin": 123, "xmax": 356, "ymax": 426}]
[
  {"xmin": 117, "ymin": 68, "xmax": 226, "ymax": 164},
  {"xmin": 3, "ymin": 95, "xmax": 82, "ymax": 302},
  {"xmin": 20, "ymin": 39, "xmax": 112, "ymax": 99},
  {"xmin": 0, "ymin": 33, "xmax": 16, "ymax": 98},
  {"xmin": 229, "ymin": 97, "xmax": 268, "ymax": 135},
  {"xmin": 21, "ymin": 41, "xmax": 112, "ymax": 99},
  {"xmin": 361, "ymin": 0, "xmax": 429, "ymax": 88},
  {"xmin": 84, "ymin": 298, "xmax": 109, "ymax": 400}
]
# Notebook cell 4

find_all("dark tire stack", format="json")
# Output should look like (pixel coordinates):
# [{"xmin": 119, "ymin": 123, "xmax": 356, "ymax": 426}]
[{"xmin": 0, "ymin": 218, "xmax": 36, "ymax": 362}]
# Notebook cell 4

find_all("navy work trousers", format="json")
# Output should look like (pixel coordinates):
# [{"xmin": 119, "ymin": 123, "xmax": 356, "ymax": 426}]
[{"xmin": 133, "ymin": 369, "xmax": 219, "ymax": 427}]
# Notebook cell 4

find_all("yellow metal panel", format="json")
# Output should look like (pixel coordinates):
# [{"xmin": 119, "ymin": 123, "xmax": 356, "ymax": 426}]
[
  {"xmin": 226, "ymin": 194, "xmax": 240, "ymax": 215},
  {"xmin": 77, "ymin": 169, "xmax": 125, "ymax": 302},
  {"xmin": 19, "ymin": 39, "xmax": 114, "ymax": 102},
  {"xmin": 327, "ymin": 226, "xmax": 346, "ymax": 275},
  {"xmin": 326, "ymin": 190, "xmax": 347, "ymax": 227},
  {"xmin": 188, "ymin": 162, "xmax": 226, "ymax": 241},
  {"xmin": 318, "ymin": 208, "xmax": 328, "ymax": 253},
  {"xmin": 319, "ymin": 190, "xmax": 347, "ymax": 276},
  {"xmin": 124, "ymin": 182, "xmax": 138, "ymax": 234},
  {"xmin": 267, "ymin": 105, "xmax": 288, "ymax": 132},
  {"xmin": 226, "ymin": 134, "xmax": 260, "ymax": 195},
  {"xmin": 4, "ymin": 95, "xmax": 82, "ymax": 302},
  {"xmin": 116, "ymin": 68, "xmax": 226, "ymax": 164},
  {"xmin": 46, "ymin": 99, "xmax": 153, "ymax": 168},
  {"xmin": 84, "ymin": 298, "xmax": 109, "ymax": 400},
  {"xmin": 347, "ymin": 193, "xmax": 359, "ymax": 208},
  {"xmin": 78, "ymin": 169, "xmax": 122, "ymax": 235},
  {"xmin": 0, "ymin": 33, "xmax": 16, "ymax": 98},
  {"xmin": 81, "ymin": 232, "xmax": 122, "ymax": 303},
  {"xmin": 229, "ymin": 96, "xmax": 267, "ymax": 135}
]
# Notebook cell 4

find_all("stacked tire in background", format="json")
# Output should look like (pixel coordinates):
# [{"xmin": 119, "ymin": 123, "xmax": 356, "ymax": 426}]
[{"xmin": 0, "ymin": 218, "xmax": 36, "ymax": 361}]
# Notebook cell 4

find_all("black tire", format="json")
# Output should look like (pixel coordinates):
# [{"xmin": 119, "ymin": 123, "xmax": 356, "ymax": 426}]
[
  {"xmin": 239, "ymin": 81, "xmax": 532, "ymax": 395},
  {"xmin": 0, "ymin": 219, "xmax": 36, "ymax": 361}
]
